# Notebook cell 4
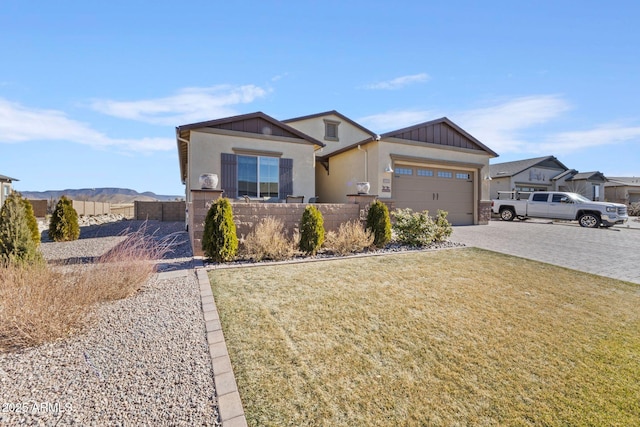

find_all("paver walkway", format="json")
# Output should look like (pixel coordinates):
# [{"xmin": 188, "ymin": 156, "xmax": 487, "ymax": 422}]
[{"xmin": 451, "ymin": 218, "xmax": 640, "ymax": 284}]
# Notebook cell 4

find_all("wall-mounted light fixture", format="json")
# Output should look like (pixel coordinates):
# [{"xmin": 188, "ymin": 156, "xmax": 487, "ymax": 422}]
[
  {"xmin": 384, "ymin": 163, "xmax": 394, "ymax": 173},
  {"xmin": 484, "ymin": 174, "xmax": 492, "ymax": 181}
]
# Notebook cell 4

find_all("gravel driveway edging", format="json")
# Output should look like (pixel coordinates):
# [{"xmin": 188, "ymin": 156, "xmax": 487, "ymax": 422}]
[{"xmin": 195, "ymin": 260, "xmax": 248, "ymax": 427}]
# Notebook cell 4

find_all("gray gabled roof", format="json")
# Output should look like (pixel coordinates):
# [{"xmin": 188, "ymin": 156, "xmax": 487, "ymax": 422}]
[
  {"xmin": 567, "ymin": 171, "xmax": 607, "ymax": 182},
  {"xmin": 490, "ymin": 156, "xmax": 568, "ymax": 178},
  {"xmin": 606, "ymin": 176, "xmax": 640, "ymax": 187},
  {"xmin": 0, "ymin": 174, "xmax": 18, "ymax": 182}
]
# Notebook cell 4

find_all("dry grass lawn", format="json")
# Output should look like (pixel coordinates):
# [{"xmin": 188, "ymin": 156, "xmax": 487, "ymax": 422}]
[{"xmin": 209, "ymin": 248, "xmax": 640, "ymax": 426}]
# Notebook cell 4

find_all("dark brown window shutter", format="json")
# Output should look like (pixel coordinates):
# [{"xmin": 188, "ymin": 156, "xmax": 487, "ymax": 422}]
[
  {"xmin": 279, "ymin": 158, "xmax": 293, "ymax": 197},
  {"xmin": 221, "ymin": 153, "xmax": 237, "ymax": 198}
]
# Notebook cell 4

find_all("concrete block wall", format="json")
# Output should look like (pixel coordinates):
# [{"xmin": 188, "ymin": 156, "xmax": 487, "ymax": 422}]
[
  {"xmin": 72, "ymin": 200, "xmax": 111, "ymax": 216},
  {"xmin": 135, "ymin": 201, "xmax": 186, "ymax": 222},
  {"xmin": 27, "ymin": 199, "xmax": 48, "ymax": 218},
  {"xmin": 189, "ymin": 189, "xmax": 366, "ymax": 257},
  {"xmin": 231, "ymin": 202, "xmax": 361, "ymax": 239}
]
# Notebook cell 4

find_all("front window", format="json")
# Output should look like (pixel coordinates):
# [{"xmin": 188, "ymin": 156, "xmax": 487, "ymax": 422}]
[{"xmin": 237, "ymin": 155, "xmax": 279, "ymax": 198}]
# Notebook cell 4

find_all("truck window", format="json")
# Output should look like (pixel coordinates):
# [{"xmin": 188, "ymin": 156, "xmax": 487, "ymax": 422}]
[
  {"xmin": 532, "ymin": 193, "xmax": 549, "ymax": 202},
  {"xmin": 551, "ymin": 194, "xmax": 570, "ymax": 203}
]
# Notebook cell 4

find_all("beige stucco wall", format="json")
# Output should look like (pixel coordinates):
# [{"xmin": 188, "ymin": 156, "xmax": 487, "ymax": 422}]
[
  {"xmin": 317, "ymin": 139, "xmax": 493, "ymax": 209},
  {"xmin": 285, "ymin": 113, "xmax": 374, "ymax": 156},
  {"xmin": 315, "ymin": 144, "xmax": 374, "ymax": 203},
  {"xmin": 188, "ymin": 128, "xmax": 317, "ymax": 202}
]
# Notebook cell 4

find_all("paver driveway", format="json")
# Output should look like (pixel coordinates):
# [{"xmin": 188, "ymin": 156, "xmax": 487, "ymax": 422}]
[{"xmin": 451, "ymin": 219, "xmax": 640, "ymax": 284}]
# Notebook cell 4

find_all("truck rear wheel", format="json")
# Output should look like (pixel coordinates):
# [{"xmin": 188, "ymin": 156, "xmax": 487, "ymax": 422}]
[
  {"xmin": 578, "ymin": 213, "xmax": 600, "ymax": 228},
  {"xmin": 500, "ymin": 207, "xmax": 516, "ymax": 221}
]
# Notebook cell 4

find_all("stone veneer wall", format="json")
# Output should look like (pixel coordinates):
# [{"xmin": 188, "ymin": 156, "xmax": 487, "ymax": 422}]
[
  {"xmin": 189, "ymin": 190, "xmax": 372, "ymax": 257},
  {"xmin": 478, "ymin": 200, "xmax": 492, "ymax": 225}
]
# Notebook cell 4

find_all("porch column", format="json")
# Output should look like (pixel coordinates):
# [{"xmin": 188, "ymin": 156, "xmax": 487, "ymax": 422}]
[{"xmin": 346, "ymin": 193, "xmax": 378, "ymax": 221}]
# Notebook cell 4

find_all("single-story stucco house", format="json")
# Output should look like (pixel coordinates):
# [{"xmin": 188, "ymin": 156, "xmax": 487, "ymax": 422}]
[
  {"xmin": 490, "ymin": 156, "xmax": 607, "ymax": 201},
  {"xmin": 176, "ymin": 110, "xmax": 498, "ymax": 227},
  {"xmin": 605, "ymin": 177, "xmax": 640, "ymax": 205},
  {"xmin": 0, "ymin": 174, "xmax": 18, "ymax": 207}
]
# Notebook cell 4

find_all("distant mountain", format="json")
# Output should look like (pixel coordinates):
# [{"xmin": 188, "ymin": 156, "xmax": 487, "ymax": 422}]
[{"xmin": 20, "ymin": 187, "xmax": 183, "ymax": 203}]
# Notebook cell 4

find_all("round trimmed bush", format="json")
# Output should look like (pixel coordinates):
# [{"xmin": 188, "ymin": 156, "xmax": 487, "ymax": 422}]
[
  {"xmin": 202, "ymin": 198, "xmax": 238, "ymax": 262},
  {"xmin": 48, "ymin": 196, "xmax": 80, "ymax": 242}
]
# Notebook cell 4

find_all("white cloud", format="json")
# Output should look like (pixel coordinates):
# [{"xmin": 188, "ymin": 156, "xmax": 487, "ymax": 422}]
[
  {"xmin": 455, "ymin": 95, "xmax": 572, "ymax": 153},
  {"xmin": 539, "ymin": 124, "xmax": 640, "ymax": 154},
  {"xmin": 0, "ymin": 98, "xmax": 174, "ymax": 152},
  {"xmin": 456, "ymin": 95, "xmax": 640, "ymax": 157},
  {"xmin": 90, "ymin": 84, "xmax": 270, "ymax": 125},
  {"xmin": 358, "ymin": 109, "xmax": 435, "ymax": 133},
  {"xmin": 364, "ymin": 73, "xmax": 430, "ymax": 90}
]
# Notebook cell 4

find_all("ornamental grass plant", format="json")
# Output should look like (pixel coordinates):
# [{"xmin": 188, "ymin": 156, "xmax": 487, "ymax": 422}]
[{"xmin": 0, "ymin": 223, "xmax": 171, "ymax": 351}]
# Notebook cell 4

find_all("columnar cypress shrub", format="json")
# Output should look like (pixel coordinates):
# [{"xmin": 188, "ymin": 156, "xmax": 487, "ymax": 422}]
[
  {"xmin": 21, "ymin": 197, "xmax": 40, "ymax": 247},
  {"xmin": 0, "ymin": 192, "xmax": 44, "ymax": 266},
  {"xmin": 299, "ymin": 205, "xmax": 325, "ymax": 255},
  {"xmin": 202, "ymin": 198, "xmax": 238, "ymax": 262},
  {"xmin": 48, "ymin": 196, "xmax": 80, "ymax": 242},
  {"xmin": 366, "ymin": 200, "xmax": 391, "ymax": 247}
]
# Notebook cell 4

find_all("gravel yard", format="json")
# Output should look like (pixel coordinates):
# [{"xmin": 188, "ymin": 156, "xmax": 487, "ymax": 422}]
[{"xmin": 0, "ymin": 220, "xmax": 220, "ymax": 426}]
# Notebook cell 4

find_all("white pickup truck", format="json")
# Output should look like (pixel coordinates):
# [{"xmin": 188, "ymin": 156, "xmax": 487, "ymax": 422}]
[{"xmin": 491, "ymin": 191, "xmax": 629, "ymax": 228}]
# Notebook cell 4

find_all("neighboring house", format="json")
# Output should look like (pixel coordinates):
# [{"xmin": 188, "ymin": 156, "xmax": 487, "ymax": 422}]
[
  {"xmin": 554, "ymin": 170, "xmax": 607, "ymax": 201},
  {"xmin": 489, "ymin": 156, "xmax": 607, "ymax": 201},
  {"xmin": 177, "ymin": 110, "xmax": 498, "ymax": 226},
  {"xmin": 0, "ymin": 174, "xmax": 18, "ymax": 207},
  {"xmin": 490, "ymin": 156, "xmax": 569, "ymax": 199},
  {"xmin": 605, "ymin": 177, "xmax": 640, "ymax": 205}
]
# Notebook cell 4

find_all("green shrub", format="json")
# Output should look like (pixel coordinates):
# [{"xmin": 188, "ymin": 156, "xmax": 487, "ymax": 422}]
[
  {"xmin": 324, "ymin": 220, "xmax": 374, "ymax": 256},
  {"xmin": 299, "ymin": 205, "xmax": 325, "ymax": 255},
  {"xmin": 629, "ymin": 202, "xmax": 640, "ymax": 217},
  {"xmin": 0, "ymin": 192, "xmax": 44, "ymax": 266},
  {"xmin": 202, "ymin": 198, "xmax": 238, "ymax": 262},
  {"xmin": 241, "ymin": 217, "xmax": 294, "ymax": 261},
  {"xmin": 433, "ymin": 210, "xmax": 453, "ymax": 242},
  {"xmin": 22, "ymin": 197, "xmax": 40, "ymax": 247},
  {"xmin": 366, "ymin": 200, "xmax": 391, "ymax": 247},
  {"xmin": 48, "ymin": 196, "xmax": 80, "ymax": 242},
  {"xmin": 392, "ymin": 208, "xmax": 453, "ymax": 247}
]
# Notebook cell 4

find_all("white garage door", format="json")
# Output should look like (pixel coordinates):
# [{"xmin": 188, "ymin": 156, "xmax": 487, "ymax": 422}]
[{"xmin": 393, "ymin": 166, "xmax": 475, "ymax": 225}]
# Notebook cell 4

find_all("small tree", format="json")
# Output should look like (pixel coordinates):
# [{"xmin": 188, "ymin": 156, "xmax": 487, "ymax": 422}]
[
  {"xmin": 366, "ymin": 200, "xmax": 391, "ymax": 247},
  {"xmin": 21, "ymin": 196, "xmax": 40, "ymax": 247},
  {"xmin": 48, "ymin": 196, "xmax": 80, "ymax": 242},
  {"xmin": 0, "ymin": 192, "xmax": 44, "ymax": 266},
  {"xmin": 299, "ymin": 205, "xmax": 325, "ymax": 255},
  {"xmin": 202, "ymin": 198, "xmax": 238, "ymax": 262}
]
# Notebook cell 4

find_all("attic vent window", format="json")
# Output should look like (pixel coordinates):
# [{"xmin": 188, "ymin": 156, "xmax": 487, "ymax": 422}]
[{"xmin": 324, "ymin": 119, "xmax": 340, "ymax": 141}]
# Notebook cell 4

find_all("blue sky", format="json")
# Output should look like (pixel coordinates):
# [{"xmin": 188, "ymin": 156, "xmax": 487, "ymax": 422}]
[{"xmin": 1, "ymin": 1, "xmax": 639, "ymax": 196}]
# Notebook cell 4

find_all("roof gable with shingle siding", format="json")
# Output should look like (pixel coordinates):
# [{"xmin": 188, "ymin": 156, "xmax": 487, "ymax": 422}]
[{"xmin": 381, "ymin": 117, "xmax": 498, "ymax": 157}]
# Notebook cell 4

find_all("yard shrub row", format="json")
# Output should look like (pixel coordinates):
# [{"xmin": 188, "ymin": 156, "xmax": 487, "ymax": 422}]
[{"xmin": 202, "ymin": 198, "xmax": 454, "ymax": 263}]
